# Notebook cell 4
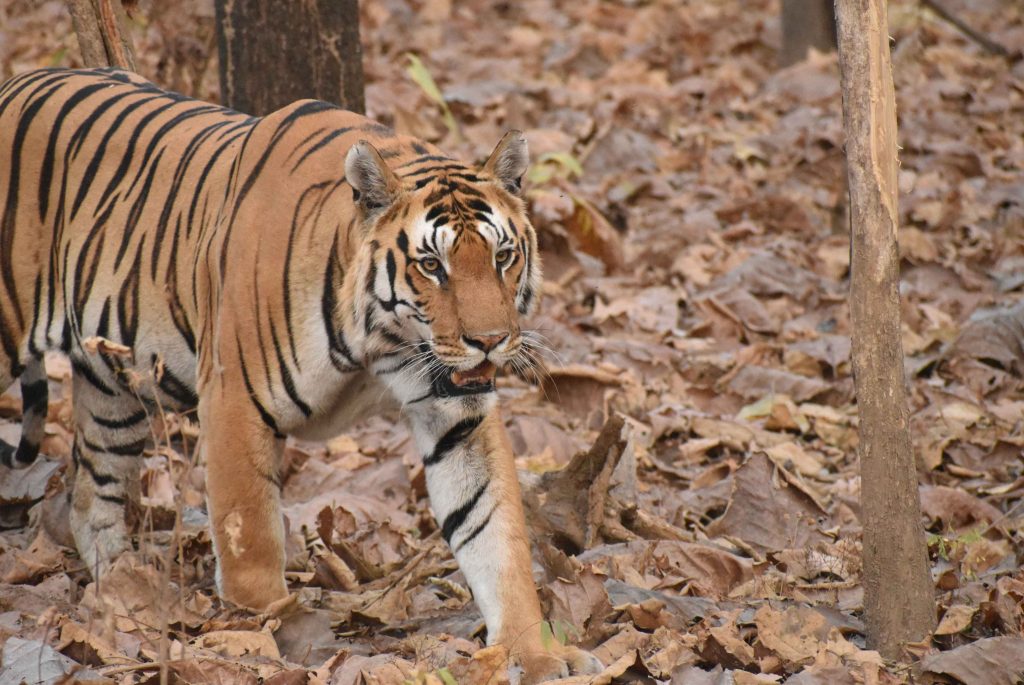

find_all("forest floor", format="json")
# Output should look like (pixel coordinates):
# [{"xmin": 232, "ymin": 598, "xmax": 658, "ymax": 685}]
[{"xmin": 2, "ymin": 0, "xmax": 1024, "ymax": 683}]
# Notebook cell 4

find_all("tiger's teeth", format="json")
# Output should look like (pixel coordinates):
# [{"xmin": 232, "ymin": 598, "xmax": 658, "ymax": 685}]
[{"xmin": 451, "ymin": 361, "xmax": 496, "ymax": 387}]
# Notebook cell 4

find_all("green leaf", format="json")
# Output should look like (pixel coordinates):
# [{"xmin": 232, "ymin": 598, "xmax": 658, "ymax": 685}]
[
  {"xmin": 737, "ymin": 395, "xmax": 775, "ymax": 421},
  {"xmin": 48, "ymin": 47, "xmax": 68, "ymax": 67},
  {"xmin": 540, "ymin": 620, "xmax": 554, "ymax": 650},
  {"xmin": 526, "ymin": 151, "xmax": 583, "ymax": 186},
  {"xmin": 538, "ymin": 151, "xmax": 584, "ymax": 177},
  {"xmin": 404, "ymin": 53, "xmax": 461, "ymax": 141},
  {"xmin": 405, "ymin": 53, "xmax": 446, "ymax": 107},
  {"xmin": 438, "ymin": 667, "xmax": 459, "ymax": 685}
]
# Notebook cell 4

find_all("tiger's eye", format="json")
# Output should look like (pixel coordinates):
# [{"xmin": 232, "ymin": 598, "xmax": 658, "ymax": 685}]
[
  {"xmin": 420, "ymin": 257, "xmax": 442, "ymax": 273},
  {"xmin": 495, "ymin": 248, "xmax": 514, "ymax": 266}
]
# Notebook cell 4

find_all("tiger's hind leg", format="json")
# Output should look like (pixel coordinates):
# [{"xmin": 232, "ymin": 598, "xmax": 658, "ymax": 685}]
[
  {"xmin": 0, "ymin": 358, "xmax": 48, "ymax": 468},
  {"xmin": 67, "ymin": 363, "xmax": 148, "ymax": 578}
]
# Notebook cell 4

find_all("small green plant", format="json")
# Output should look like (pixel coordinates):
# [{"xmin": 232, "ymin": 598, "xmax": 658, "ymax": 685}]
[
  {"xmin": 540, "ymin": 619, "xmax": 581, "ymax": 649},
  {"xmin": 526, "ymin": 151, "xmax": 583, "ymax": 186},
  {"xmin": 405, "ymin": 53, "xmax": 461, "ymax": 141},
  {"xmin": 928, "ymin": 527, "xmax": 984, "ymax": 562}
]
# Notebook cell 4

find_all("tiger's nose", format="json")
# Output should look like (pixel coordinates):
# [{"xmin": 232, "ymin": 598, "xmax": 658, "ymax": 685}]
[{"xmin": 463, "ymin": 333, "xmax": 508, "ymax": 352}]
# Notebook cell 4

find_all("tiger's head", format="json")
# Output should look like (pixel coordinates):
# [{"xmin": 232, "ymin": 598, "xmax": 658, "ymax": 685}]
[{"xmin": 345, "ymin": 131, "xmax": 541, "ymax": 397}]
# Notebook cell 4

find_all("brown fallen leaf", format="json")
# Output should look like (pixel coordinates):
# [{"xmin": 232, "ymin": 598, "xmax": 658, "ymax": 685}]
[
  {"xmin": 543, "ymin": 566, "xmax": 614, "ymax": 643},
  {"xmin": 919, "ymin": 485, "xmax": 1003, "ymax": 530},
  {"xmin": 701, "ymin": 612, "xmax": 757, "ymax": 670},
  {"xmin": 0, "ymin": 458, "xmax": 61, "ymax": 506},
  {"xmin": 326, "ymin": 653, "xmax": 417, "ymax": 685},
  {"xmin": 922, "ymin": 636, "xmax": 1024, "ymax": 685},
  {"xmin": 727, "ymin": 366, "xmax": 831, "ymax": 404},
  {"xmin": 57, "ymin": 617, "xmax": 140, "ymax": 666},
  {"xmin": 192, "ymin": 629, "xmax": 281, "ymax": 659},
  {"xmin": 707, "ymin": 453, "xmax": 829, "ymax": 556},
  {"xmin": 565, "ymin": 191, "xmax": 624, "ymax": 271},
  {"xmin": 446, "ymin": 644, "xmax": 510, "ymax": 685},
  {"xmin": 1, "ymin": 528, "xmax": 65, "ymax": 584},
  {"xmin": 138, "ymin": 659, "xmax": 260, "ymax": 685},
  {"xmin": 753, "ymin": 605, "xmax": 831, "ymax": 668},
  {"xmin": 935, "ymin": 604, "xmax": 978, "ymax": 636}
]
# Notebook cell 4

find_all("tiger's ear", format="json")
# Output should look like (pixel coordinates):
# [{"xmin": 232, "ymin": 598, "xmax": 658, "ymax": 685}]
[
  {"xmin": 484, "ymin": 130, "xmax": 529, "ymax": 195},
  {"xmin": 345, "ymin": 140, "xmax": 401, "ymax": 217}
]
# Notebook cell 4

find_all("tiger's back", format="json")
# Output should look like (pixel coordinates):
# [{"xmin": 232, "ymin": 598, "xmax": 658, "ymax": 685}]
[{"xmin": 0, "ymin": 67, "xmax": 254, "ymax": 409}]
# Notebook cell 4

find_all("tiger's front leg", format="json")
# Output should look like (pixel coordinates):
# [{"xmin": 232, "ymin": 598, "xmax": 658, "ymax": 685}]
[
  {"xmin": 411, "ymin": 405, "xmax": 603, "ymax": 682},
  {"xmin": 199, "ymin": 378, "xmax": 289, "ymax": 611}
]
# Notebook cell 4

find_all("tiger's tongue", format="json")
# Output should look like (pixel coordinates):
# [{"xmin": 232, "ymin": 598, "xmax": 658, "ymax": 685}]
[{"xmin": 451, "ymin": 360, "xmax": 497, "ymax": 387}]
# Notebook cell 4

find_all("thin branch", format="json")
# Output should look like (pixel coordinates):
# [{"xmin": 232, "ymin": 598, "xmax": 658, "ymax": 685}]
[{"xmin": 921, "ymin": 0, "xmax": 1012, "ymax": 58}]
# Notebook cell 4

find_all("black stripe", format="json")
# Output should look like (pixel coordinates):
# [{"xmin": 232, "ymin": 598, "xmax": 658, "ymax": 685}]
[
  {"xmin": 113, "ymin": 145, "xmax": 166, "ymax": 269},
  {"xmin": 0, "ymin": 441, "xmax": 14, "ymax": 467},
  {"xmin": 467, "ymin": 199, "xmax": 492, "ymax": 214},
  {"xmin": 283, "ymin": 181, "xmax": 333, "ymax": 368},
  {"xmin": 92, "ymin": 408, "xmax": 148, "ymax": 430},
  {"xmin": 1, "ymin": 79, "xmax": 66, "ymax": 332},
  {"xmin": 423, "ymin": 416, "xmax": 483, "ymax": 467},
  {"xmin": 36, "ymin": 81, "xmax": 112, "ymax": 221},
  {"xmin": 77, "ymin": 450, "xmax": 118, "ymax": 486},
  {"xmin": 397, "ymin": 154, "xmax": 449, "ymax": 169},
  {"xmin": 321, "ymin": 233, "xmax": 360, "ymax": 371},
  {"xmin": 424, "ymin": 204, "xmax": 447, "ymax": 224},
  {"xmin": 222, "ymin": 100, "xmax": 336, "ymax": 277},
  {"xmin": 117, "ymin": 238, "xmax": 143, "ymax": 348},
  {"xmin": 441, "ymin": 481, "xmax": 489, "ymax": 544},
  {"xmin": 186, "ymin": 124, "xmax": 254, "ymax": 237},
  {"xmin": 20, "ymin": 379, "xmax": 48, "ymax": 410},
  {"xmin": 83, "ymin": 436, "xmax": 146, "ymax": 456},
  {"xmin": 97, "ymin": 493, "xmax": 127, "ymax": 505},
  {"xmin": 157, "ymin": 363, "xmax": 199, "ymax": 407},
  {"xmin": 454, "ymin": 505, "xmax": 495, "ymax": 552},
  {"xmin": 74, "ymin": 97, "xmax": 183, "ymax": 222},
  {"xmin": 70, "ymin": 210, "xmax": 111, "ymax": 319},
  {"xmin": 96, "ymin": 298, "xmax": 112, "ymax": 339},
  {"xmin": 268, "ymin": 317, "xmax": 312, "ymax": 417},
  {"xmin": 71, "ymin": 359, "xmax": 116, "ymax": 396},
  {"xmin": 290, "ymin": 127, "xmax": 353, "ymax": 172},
  {"xmin": 14, "ymin": 440, "xmax": 40, "ymax": 465},
  {"xmin": 236, "ymin": 335, "xmax": 280, "ymax": 433}
]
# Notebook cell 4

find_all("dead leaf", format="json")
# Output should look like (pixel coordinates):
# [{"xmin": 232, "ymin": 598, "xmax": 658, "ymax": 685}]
[
  {"xmin": 935, "ymin": 604, "xmax": 978, "ymax": 636},
  {"xmin": 707, "ymin": 453, "xmax": 829, "ymax": 556},
  {"xmin": 922, "ymin": 636, "xmax": 1024, "ymax": 685}
]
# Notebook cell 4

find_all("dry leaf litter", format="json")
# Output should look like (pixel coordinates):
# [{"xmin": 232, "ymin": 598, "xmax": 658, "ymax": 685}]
[{"xmin": 1, "ymin": 0, "xmax": 1023, "ymax": 683}]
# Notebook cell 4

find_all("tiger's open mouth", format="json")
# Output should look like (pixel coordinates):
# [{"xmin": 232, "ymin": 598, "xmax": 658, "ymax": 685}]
[
  {"xmin": 433, "ymin": 360, "xmax": 498, "ymax": 397},
  {"xmin": 451, "ymin": 360, "xmax": 497, "ymax": 387}
]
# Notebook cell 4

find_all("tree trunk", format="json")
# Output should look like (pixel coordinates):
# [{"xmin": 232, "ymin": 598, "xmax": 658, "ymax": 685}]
[
  {"xmin": 835, "ymin": 0, "xmax": 935, "ymax": 658},
  {"xmin": 780, "ymin": 0, "xmax": 836, "ymax": 66},
  {"xmin": 214, "ymin": 0, "xmax": 365, "ymax": 116},
  {"xmin": 66, "ymin": 0, "xmax": 137, "ymax": 70}
]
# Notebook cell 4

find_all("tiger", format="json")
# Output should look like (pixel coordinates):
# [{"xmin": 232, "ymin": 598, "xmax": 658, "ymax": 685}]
[{"xmin": 0, "ymin": 67, "xmax": 601, "ymax": 680}]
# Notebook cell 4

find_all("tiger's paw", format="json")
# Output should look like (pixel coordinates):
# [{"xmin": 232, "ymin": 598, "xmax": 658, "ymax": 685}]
[{"xmin": 517, "ymin": 644, "xmax": 603, "ymax": 684}]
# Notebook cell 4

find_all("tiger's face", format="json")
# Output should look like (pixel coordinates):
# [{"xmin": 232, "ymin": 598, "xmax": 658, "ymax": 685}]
[{"xmin": 347, "ymin": 132, "xmax": 541, "ymax": 396}]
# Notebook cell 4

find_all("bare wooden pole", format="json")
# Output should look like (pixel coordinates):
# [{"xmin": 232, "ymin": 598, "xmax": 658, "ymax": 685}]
[
  {"xmin": 835, "ymin": 0, "xmax": 935, "ymax": 657},
  {"xmin": 66, "ymin": 0, "xmax": 137, "ymax": 70}
]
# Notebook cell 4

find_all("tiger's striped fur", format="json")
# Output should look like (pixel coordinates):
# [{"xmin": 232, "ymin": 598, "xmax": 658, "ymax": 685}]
[{"xmin": 0, "ymin": 67, "xmax": 599, "ymax": 680}]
